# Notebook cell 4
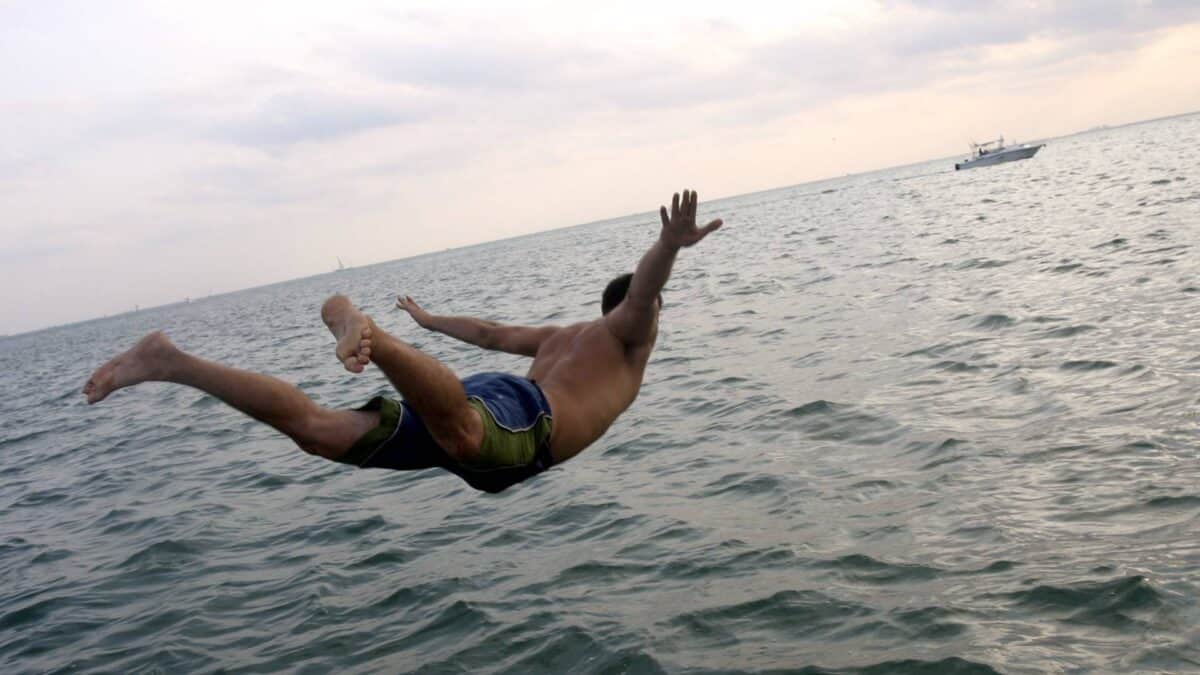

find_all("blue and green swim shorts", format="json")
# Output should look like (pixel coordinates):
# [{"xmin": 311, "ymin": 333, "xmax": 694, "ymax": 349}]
[{"xmin": 335, "ymin": 372, "xmax": 555, "ymax": 493}]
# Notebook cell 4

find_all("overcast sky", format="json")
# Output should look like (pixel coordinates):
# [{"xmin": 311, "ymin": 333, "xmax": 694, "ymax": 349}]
[{"xmin": 3, "ymin": 0, "xmax": 1199, "ymax": 335}]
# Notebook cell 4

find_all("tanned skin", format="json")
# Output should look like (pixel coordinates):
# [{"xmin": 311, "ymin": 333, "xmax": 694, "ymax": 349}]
[
  {"xmin": 83, "ymin": 190, "xmax": 721, "ymax": 479},
  {"xmin": 398, "ymin": 189, "xmax": 722, "ymax": 464}
]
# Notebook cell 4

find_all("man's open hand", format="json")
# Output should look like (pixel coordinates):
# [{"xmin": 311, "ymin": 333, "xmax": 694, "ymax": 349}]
[
  {"xmin": 396, "ymin": 295, "xmax": 432, "ymax": 328},
  {"xmin": 660, "ymin": 189, "xmax": 722, "ymax": 249}
]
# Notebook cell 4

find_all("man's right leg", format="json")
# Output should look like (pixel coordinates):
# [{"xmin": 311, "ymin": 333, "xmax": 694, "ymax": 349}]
[
  {"xmin": 83, "ymin": 332, "xmax": 377, "ymax": 460},
  {"xmin": 321, "ymin": 295, "xmax": 484, "ymax": 463}
]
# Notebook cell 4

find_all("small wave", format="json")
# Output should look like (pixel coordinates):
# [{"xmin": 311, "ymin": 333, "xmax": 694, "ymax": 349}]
[
  {"xmin": 697, "ymin": 471, "xmax": 787, "ymax": 499},
  {"xmin": 901, "ymin": 338, "xmax": 990, "ymax": 359},
  {"xmin": 1060, "ymin": 360, "xmax": 1118, "ymax": 371},
  {"xmin": 1021, "ymin": 444, "xmax": 1090, "ymax": 461},
  {"xmin": 669, "ymin": 589, "xmax": 871, "ymax": 637},
  {"xmin": 973, "ymin": 314, "xmax": 1015, "ymax": 330},
  {"xmin": 1049, "ymin": 262, "xmax": 1083, "ymax": 273},
  {"xmin": 248, "ymin": 472, "xmax": 294, "ymax": 489},
  {"xmin": 1093, "ymin": 237, "xmax": 1128, "ymax": 249},
  {"xmin": 100, "ymin": 514, "xmax": 172, "ymax": 537},
  {"xmin": 659, "ymin": 545, "xmax": 798, "ymax": 581},
  {"xmin": 10, "ymin": 488, "xmax": 69, "ymax": 509},
  {"xmin": 787, "ymin": 399, "xmax": 836, "ymax": 417},
  {"xmin": 188, "ymin": 396, "xmax": 221, "ymax": 409},
  {"xmin": 531, "ymin": 500, "xmax": 623, "ymax": 531},
  {"xmin": 0, "ymin": 596, "xmax": 71, "ymax": 631},
  {"xmin": 346, "ymin": 548, "xmax": 418, "ymax": 568},
  {"xmin": 932, "ymin": 360, "xmax": 988, "ymax": 373},
  {"xmin": 852, "ymin": 657, "xmax": 1003, "ymax": 674},
  {"xmin": 1038, "ymin": 324, "xmax": 1096, "ymax": 339},
  {"xmin": 847, "ymin": 479, "xmax": 895, "ymax": 491},
  {"xmin": 118, "ymin": 538, "xmax": 204, "ymax": 569},
  {"xmin": 956, "ymin": 258, "xmax": 1010, "ymax": 270},
  {"xmin": 0, "ymin": 426, "xmax": 55, "ymax": 449},
  {"xmin": 1001, "ymin": 575, "xmax": 1162, "ymax": 628},
  {"xmin": 503, "ymin": 626, "xmax": 662, "ymax": 675},
  {"xmin": 904, "ymin": 438, "xmax": 967, "ymax": 456},
  {"xmin": 920, "ymin": 454, "xmax": 968, "ymax": 470},
  {"xmin": 0, "ymin": 537, "xmax": 34, "ymax": 563},
  {"xmin": 533, "ymin": 559, "xmax": 655, "ymax": 592},
  {"xmin": 779, "ymin": 401, "xmax": 901, "ymax": 444},
  {"xmin": 819, "ymin": 553, "xmax": 942, "ymax": 585},
  {"xmin": 300, "ymin": 515, "xmax": 388, "ymax": 546},
  {"xmin": 873, "ymin": 606, "xmax": 971, "ymax": 642},
  {"xmin": 1143, "ymin": 495, "xmax": 1200, "ymax": 509}
]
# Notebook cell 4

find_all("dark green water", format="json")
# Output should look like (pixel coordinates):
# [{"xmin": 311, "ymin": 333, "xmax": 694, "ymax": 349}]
[{"xmin": 2, "ymin": 114, "xmax": 1199, "ymax": 673}]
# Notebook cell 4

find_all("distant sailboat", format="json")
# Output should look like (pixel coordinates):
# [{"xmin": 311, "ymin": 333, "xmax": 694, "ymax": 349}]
[{"xmin": 336, "ymin": 257, "xmax": 348, "ymax": 273}]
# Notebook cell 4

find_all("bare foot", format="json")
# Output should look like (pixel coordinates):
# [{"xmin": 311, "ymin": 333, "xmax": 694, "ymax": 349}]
[
  {"xmin": 321, "ymin": 295, "xmax": 373, "ymax": 373},
  {"xmin": 83, "ymin": 332, "xmax": 179, "ymax": 404}
]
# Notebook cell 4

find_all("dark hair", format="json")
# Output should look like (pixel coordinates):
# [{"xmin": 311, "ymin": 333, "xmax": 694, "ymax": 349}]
[
  {"xmin": 602, "ymin": 273, "xmax": 633, "ymax": 315},
  {"xmin": 601, "ymin": 273, "xmax": 663, "ymax": 315}
]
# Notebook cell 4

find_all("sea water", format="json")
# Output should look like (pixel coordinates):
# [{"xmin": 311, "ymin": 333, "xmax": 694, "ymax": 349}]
[{"xmin": 1, "ymin": 113, "xmax": 1198, "ymax": 673}]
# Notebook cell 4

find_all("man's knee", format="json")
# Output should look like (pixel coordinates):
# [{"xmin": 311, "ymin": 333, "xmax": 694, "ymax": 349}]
[{"xmin": 296, "ymin": 409, "xmax": 376, "ymax": 461}]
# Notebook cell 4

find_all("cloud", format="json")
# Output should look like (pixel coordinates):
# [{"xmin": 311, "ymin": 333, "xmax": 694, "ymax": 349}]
[
  {"xmin": 211, "ymin": 89, "xmax": 432, "ymax": 148},
  {"xmin": 328, "ymin": 0, "xmax": 1200, "ymax": 134},
  {"xmin": 2, "ymin": 1, "xmax": 1199, "ymax": 334}
]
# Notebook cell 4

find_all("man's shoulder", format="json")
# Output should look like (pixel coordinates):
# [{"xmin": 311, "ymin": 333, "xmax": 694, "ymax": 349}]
[
  {"xmin": 557, "ymin": 319, "xmax": 603, "ymax": 335},
  {"xmin": 541, "ymin": 319, "xmax": 621, "ymax": 349},
  {"xmin": 574, "ymin": 319, "xmax": 653, "ymax": 361}
]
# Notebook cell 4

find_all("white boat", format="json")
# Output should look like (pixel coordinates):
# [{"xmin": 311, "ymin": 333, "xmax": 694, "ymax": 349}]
[{"xmin": 954, "ymin": 136, "xmax": 1044, "ymax": 171}]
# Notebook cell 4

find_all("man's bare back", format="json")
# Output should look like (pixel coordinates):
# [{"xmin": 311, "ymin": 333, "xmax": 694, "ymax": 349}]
[{"xmin": 526, "ymin": 319, "xmax": 654, "ymax": 463}]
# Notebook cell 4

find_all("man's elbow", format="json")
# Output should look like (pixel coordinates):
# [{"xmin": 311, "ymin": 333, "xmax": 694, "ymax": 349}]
[
  {"xmin": 623, "ymin": 293, "xmax": 658, "ymax": 313},
  {"xmin": 476, "ymin": 326, "xmax": 499, "ymax": 349}
]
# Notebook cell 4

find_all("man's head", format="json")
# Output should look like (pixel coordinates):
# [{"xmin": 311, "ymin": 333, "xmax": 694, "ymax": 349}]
[{"xmin": 601, "ymin": 273, "xmax": 662, "ymax": 315}]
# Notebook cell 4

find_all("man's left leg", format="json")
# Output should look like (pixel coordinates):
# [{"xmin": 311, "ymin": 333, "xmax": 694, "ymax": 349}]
[
  {"xmin": 321, "ymin": 295, "xmax": 485, "ymax": 464},
  {"xmin": 83, "ymin": 331, "xmax": 376, "ymax": 460}
]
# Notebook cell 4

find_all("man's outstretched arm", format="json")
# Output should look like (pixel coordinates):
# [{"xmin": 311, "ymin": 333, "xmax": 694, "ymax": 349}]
[
  {"xmin": 396, "ymin": 295, "xmax": 557, "ymax": 357},
  {"xmin": 606, "ymin": 189, "xmax": 723, "ymax": 347}
]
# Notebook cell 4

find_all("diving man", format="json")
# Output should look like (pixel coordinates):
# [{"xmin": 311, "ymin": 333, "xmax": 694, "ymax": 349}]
[{"xmin": 84, "ymin": 191, "xmax": 722, "ymax": 492}]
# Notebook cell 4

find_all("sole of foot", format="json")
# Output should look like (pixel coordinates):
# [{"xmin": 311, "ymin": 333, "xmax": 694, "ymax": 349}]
[{"xmin": 321, "ymin": 295, "xmax": 373, "ymax": 373}]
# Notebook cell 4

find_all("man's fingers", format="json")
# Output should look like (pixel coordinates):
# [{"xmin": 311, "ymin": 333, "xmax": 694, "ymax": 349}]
[
  {"xmin": 689, "ymin": 190, "xmax": 699, "ymax": 219},
  {"xmin": 660, "ymin": 205, "xmax": 670, "ymax": 229},
  {"xmin": 671, "ymin": 192, "xmax": 681, "ymax": 221},
  {"xmin": 701, "ymin": 218, "xmax": 723, "ymax": 235}
]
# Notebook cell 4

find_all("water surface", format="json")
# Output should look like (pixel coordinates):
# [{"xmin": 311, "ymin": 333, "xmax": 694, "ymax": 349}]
[{"xmin": 2, "ymin": 114, "xmax": 1199, "ymax": 673}]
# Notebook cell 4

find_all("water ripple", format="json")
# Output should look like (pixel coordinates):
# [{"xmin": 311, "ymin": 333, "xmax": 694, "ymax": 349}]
[{"xmin": 3, "ymin": 114, "xmax": 1200, "ymax": 673}]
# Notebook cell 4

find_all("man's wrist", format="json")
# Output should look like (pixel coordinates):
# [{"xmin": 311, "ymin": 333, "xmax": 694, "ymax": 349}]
[{"xmin": 658, "ymin": 235, "xmax": 682, "ymax": 253}]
